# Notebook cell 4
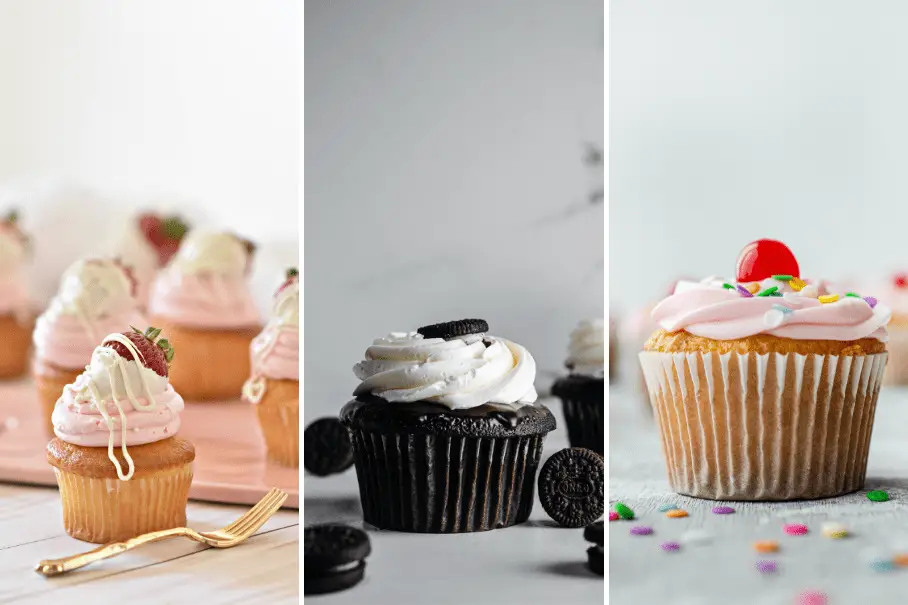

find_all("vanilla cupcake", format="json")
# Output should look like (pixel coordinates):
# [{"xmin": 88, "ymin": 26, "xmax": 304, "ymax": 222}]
[
  {"xmin": 47, "ymin": 327, "xmax": 194, "ymax": 544},
  {"xmin": 33, "ymin": 258, "xmax": 143, "ymax": 434},
  {"xmin": 148, "ymin": 230, "xmax": 261, "ymax": 401},
  {"xmin": 640, "ymin": 240, "xmax": 890, "ymax": 501},
  {"xmin": 243, "ymin": 268, "xmax": 299, "ymax": 466},
  {"xmin": 0, "ymin": 210, "xmax": 34, "ymax": 377},
  {"xmin": 551, "ymin": 320, "xmax": 604, "ymax": 454},
  {"xmin": 873, "ymin": 273, "xmax": 908, "ymax": 385}
]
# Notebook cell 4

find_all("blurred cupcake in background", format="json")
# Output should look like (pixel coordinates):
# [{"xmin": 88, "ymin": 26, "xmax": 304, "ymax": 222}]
[
  {"xmin": 552, "ymin": 319, "xmax": 604, "ymax": 454},
  {"xmin": 608, "ymin": 316, "xmax": 618, "ymax": 382},
  {"xmin": 33, "ymin": 258, "xmax": 143, "ymax": 434},
  {"xmin": 0, "ymin": 210, "xmax": 35, "ymax": 378},
  {"xmin": 242, "ymin": 268, "xmax": 299, "ymax": 467},
  {"xmin": 875, "ymin": 272, "xmax": 908, "ymax": 385},
  {"xmin": 113, "ymin": 212, "xmax": 190, "ymax": 309},
  {"xmin": 148, "ymin": 230, "xmax": 261, "ymax": 401}
]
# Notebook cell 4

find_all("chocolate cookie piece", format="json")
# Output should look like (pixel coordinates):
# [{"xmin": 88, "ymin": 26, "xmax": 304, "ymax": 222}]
[
  {"xmin": 416, "ymin": 319, "xmax": 489, "ymax": 340},
  {"xmin": 304, "ymin": 417, "xmax": 354, "ymax": 477},
  {"xmin": 304, "ymin": 524, "xmax": 371, "ymax": 595},
  {"xmin": 584, "ymin": 520, "xmax": 604, "ymax": 546},
  {"xmin": 538, "ymin": 447, "xmax": 605, "ymax": 528},
  {"xmin": 587, "ymin": 545, "xmax": 604, "ymax": 575}
]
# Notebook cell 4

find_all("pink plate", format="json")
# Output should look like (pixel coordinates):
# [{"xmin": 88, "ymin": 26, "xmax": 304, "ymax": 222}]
[{"xmin": 0, "ymin": 380, "xmax": 298, "ymax": 508}]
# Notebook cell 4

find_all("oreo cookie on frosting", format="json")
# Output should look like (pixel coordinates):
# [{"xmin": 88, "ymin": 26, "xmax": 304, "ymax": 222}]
[{"xmin": 341, "ymin": 323, "xmax": 556, "ymax": 533}]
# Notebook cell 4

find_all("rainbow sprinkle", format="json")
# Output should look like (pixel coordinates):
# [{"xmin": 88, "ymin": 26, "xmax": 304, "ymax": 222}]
[
  {"xmin": 869, "ymin": 558, "xmax": 895, "ymax": 572},
  {"xmin": 712, "ymin": 506, "xmax": 735, "ymax": 515},
  {"xmin": 865, "ymin": 296, "xmax": 878, "ymax": 308},
  {"xmin": 818, "ymin": 294, "xmax": 839, "ymax": 304},
  {"xmin": 867, "ymin": 490, "xmax": 889, "ymax": 502},
  {"xmin": 821, "ymin": 522, "xmax": 848, "ymax": 539},
  {"xmin": 630, "ymin": 526, "xmax": 652, "ymax": 536},
  {"xmin": 660, "ymin": 541, "xmax": 681, "ymax": 552},
  {"xmin": 790, "ymin": 277, "xmax": 807, "ymax": 291},
  {"xmin": 666, "ymin": 509, "xmax": 689, "ymax": 519},
  {"xmin": 772, "ymin": 274, "xmax": 793, "ymax": 281},
  {"xmin": 658, "ymin": 504, "xmax": 678, "ymax": 512},
  {"xmin": 608, "ymin": 511, "xmax": 619, "ymax": 521},
  {"xmin": 737, "ymin": 285, "xmax": 754, "ymax": 298},
  {"xmin": 755, "ymin": 560, "xmax": 777, "ymax": 574},
  {"xmin": 722, "ymin": 283, "xmax": 735, "ymax": 290},
  {"xmin": 772, "ymin": 304, "xmax": 793, "ymax": 315},
  {"xmin": 757, "ymin": 286, "xmax": 779, "ymax": 297},
  {"xmin": 784, "ymin": 523, "xmax": 809, "ymax": 536},
  {"xmin": 745, "ymin": 282, "xmax": 761, "ymax": 294},
  {"xmin": 753, "ymin": 540, "xmax": 779, "ymax": 553},
  {"xmin": 615, "ymin": 502, "xmax": 635, "ymax": 519},
  {"xmin": 797, "ymin": 591, "xmax": 827, "ymax": 605},
  {"xmin": 845, "ymin": 292, "xmax": 860, "ymax": 298}
]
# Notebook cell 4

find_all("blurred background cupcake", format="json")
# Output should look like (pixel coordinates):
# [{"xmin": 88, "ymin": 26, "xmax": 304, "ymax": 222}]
[
  {"xmin": 0, "ymin": 210, "xmax": 34, "ymax": 377},
  {"xmin": 113, "ymin": 212, "xmax": 190, "ymax": 309},
  {"xmin": 874, "ymin": 272, "xmax": 908, "ymax": 385},
  {"xmin": 552, "ymin": 319, "xmax": 604, "ymax": 454}
]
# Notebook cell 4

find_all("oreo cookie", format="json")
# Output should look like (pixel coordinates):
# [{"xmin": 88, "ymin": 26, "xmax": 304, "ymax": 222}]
[
  {"xmin": 304, "ymin": 524, "xmax": 371, "ymax": 595},
  {"xmin": 416, "ymin": 319, "xmax": 489, "ymax": 340},
  {"xmin": 584, "ymin": 520, "xmax": 604, "ymax": 576},
  {"xmin": 304, "ymin": 417, "xmax": 354, "ymax": 477},
  {"xmin": 537, "ymin": 447, "xmax": 605, "ymax": 528},
  {"xmin": 584, "ymin": 520, "xmax": 604, "ymax": 545},
  {"xmin": 586, "ymin": 545, "xmax": 603, "ymax": 575}
]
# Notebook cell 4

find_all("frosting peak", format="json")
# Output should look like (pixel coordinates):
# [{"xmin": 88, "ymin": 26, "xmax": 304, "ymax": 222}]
[
  {"xmin": 652, "ymin": 276, "xmax": 891, "ymax": 342},
  {"xmin": 168, "ymin": 230, "xmax": 251, "ymax": 278},
  {"xmin": 352, "ymin": 331, "xmax": 538, "ymax": 409},
  {"xmin": 566, "ymin": 319, "xmax": 605, "ymax": 378}
]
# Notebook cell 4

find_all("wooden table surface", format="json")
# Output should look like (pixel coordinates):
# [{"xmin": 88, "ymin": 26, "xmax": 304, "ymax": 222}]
[{"xmin": 0, "ymin": 483, "xmax": 299, "ymax": 605}]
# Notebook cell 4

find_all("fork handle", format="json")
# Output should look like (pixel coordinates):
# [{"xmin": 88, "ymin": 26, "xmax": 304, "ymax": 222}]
[{"xmin": 35, "ymin": 527, "xmax": 188, "ymax": 576}]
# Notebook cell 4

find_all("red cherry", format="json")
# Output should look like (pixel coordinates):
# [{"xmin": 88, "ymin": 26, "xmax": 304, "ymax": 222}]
[
  {"xmin": 735, "ymin": 239, "xmax": 799, "ymax": 283},
  {"xmin": 894, "ymin": 274, "xmax": 908, "ymax": 289}
]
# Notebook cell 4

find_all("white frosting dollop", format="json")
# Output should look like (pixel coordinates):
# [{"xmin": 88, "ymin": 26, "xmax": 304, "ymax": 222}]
[
  {"xmin": 169, "ymin": 230, "xmax": 249, "ymax": 277},
  {"xmin": 273, "ymin": 279, "xmax": 299, "ymax": 328},
  {"xmin": 566, "ymin": 319, "xmax": 605, "ymax": 378},
  {"xmin": 352, "ymin": 331, "xmax": 538, "ymax": 410},
  {"xmin": 48, "ymin": 259, "xmax": 135, "ymax": 321}
]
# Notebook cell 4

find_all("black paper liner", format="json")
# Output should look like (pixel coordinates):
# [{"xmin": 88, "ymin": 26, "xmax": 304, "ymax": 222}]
[
  {"xmin": 558, "ymin": 398, "xmax": 603, "ymax": 456},
  {"xmin": 347, "ymin": 429, "xmax": 547, "ymax": 533}
]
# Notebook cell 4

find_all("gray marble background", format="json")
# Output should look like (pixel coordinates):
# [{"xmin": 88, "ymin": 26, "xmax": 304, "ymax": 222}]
[{"xmin": 304, "ymin": 0, "xmax": 604, "ymax": 418}]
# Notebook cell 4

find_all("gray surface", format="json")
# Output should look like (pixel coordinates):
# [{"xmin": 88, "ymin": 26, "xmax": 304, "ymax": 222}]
[
  {"xmin": 610, "ymin": 383, "xmax": 908, "ymax": 604},
  {"xmin": 304, "ymin": 400, "xmax": 602, "ymax": 604}
]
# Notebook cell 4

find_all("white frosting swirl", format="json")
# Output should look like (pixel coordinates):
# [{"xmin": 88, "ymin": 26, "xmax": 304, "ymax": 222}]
[
  {"xmin": 168, "ymin": 230, "xmax": 249, "ymax": 277},
  {"xmin": 566, "ymin": 319, "xmax": 605, "ymax": 378},
  {"xmin": 48, "ymin": 259, "xmax": 135, "ymax": 321},
  {"xmin": 352, "ymin": 331, "xmax": 538, "ymax": 409}
]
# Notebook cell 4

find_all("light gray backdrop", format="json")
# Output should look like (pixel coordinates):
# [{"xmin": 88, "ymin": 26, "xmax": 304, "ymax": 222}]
[{"xmin": 305, "ymin": 0, "xmax": 604, "ymax": 418}]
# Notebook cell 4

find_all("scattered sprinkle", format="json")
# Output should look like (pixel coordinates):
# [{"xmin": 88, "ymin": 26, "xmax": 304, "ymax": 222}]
[
  {"xmin": 845, "ymin": 292, "xmax": 860, "ymax": 298},
  {"xmin": 867, "ymin": 490, "xmax": 890, "ymax": 502},
  {"xmin": 757, "ymin": 286, "xmax": 780, "ymax": 297},
  {"xmin": 661, "ymin": 541, "xmax": 681, "ymax": 552},
  {"xmin": 753, "ymin": 540, "xmax": 779, "ymax": 553},
  {"xmin": 772, "ymin": 274, "xmax": 793, "ymax": 281},
  {"xmin": 745, "ymin": 282, "xmax": 761, "ymax": 294},
  {"xmin": 818, "ymin": 294, "xmax": 839, "ymax": 304},
  {"xmin": 681, "ymin": 529, "xmax": 713, "ymax": 544},
  {"xmin": 790, "ymin": 277, "xmax": 806, "ymax": 292},
  {"xmin": 630, "ymin": 526, "xmax": 653, "ymax": 536},
  {"xmin": 737, "ymin": 284, "xmax": 754, "ymax": 298},
  {"xmin": 796, "ymin": 591, "xmax": 827, "ymax": 605},
  {"xmin": 869, "ymin": 558, "xmax": 895, "ymax": 572},
  {"xmin": 608, "ymin": 511, "xmax": 619, "ymax": 522},
  {"xmin": 666, "ymin": 509, "xmax": 689, "ymax": 519},
  {"xmin": 865, "ymin": 296, "xmax": 878, "ymax": 308},
  {"xmin": 821, "ymin": 522, "xmax": 848, "ymax": 539},
  {"xmin": 755, "ymin": 560, "xmax": 777, "ymax": 574},
  {"xmin": 615, "ymin": 502, "xmax": 635, "ymax": 520},
  {"xmin": 784, "ymin": 523, "xmax": 809, "ymax": 536},
  {"xmin": 712, "ymin": 506, "xmax": 735, "ymax": 515},
  {"xmin": 772, "ymin": 304, "xmax": 793, "ymax": 314},
  {"xmin": 894, "ymin": 553, "xmax": 908, "ymax": 567},
  {"xmin": 658, "ymin": 504, "xmax": 678, "ymax": 512},
  {"xmin": 722, "ymin": 283, "xmax": 735, "ymax": 290}
]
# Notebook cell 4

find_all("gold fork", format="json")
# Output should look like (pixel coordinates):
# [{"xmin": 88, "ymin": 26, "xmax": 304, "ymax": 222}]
[{"xmin": 35, "ymin": 488, "xmax": 288, "ymax": 576}]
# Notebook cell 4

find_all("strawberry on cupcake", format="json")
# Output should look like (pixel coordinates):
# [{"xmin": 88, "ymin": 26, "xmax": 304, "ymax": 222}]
[{"xmin": 113, "ymin": 212, "xmax": 190, "ymax": 308}]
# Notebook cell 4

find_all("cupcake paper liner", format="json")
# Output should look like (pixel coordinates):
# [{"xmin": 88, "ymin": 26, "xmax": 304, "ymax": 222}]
[
  {"xmin": 639, "ymin": 351, "xmax": 887, "ymax": 501},
  {"xmin": 559, "ymin": 398, "xmax": 604, "ymax": 455},
  {"xmin": 54, "ymin": 463, "xmax": 194, "ymax": 543},
  {"xmin": 347, "ymin": 429, "xmax": 546, "ymax": 533},
  {"xmin": 255, "ymin": 378, "xmax": 299, "ymax": 467},
  {"xmin": 882, "ymin": 328, "xmax": 908, "ymax": 385}
]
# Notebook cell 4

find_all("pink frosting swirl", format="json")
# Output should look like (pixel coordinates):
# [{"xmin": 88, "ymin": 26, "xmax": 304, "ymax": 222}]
[
  {"xmin": 33, "ymin": 311, "xmax": 146, "ymax": 369},
  {"xmin": 148, "ymin": 271, "xmax": 260, "ymax": 329},
  {"xmin": 251, "ymin": 326, "xmax": 299, "ymax": 380},
  {"xmin": 652, "ymin": 278, "xmax": 891, "ymax": 342},
  {"xmin": 52, "ymin": 382, "xmax": 184, "ymax": 447}
]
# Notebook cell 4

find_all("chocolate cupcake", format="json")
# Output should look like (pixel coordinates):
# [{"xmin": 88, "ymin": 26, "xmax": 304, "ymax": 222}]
[
  {"xmin": 551, "ymin": 320, "xmax": 604, "ymax": 455},
  {"xmin": 340, "ymin": 320, "xmax": 556, "ymax": 533}
]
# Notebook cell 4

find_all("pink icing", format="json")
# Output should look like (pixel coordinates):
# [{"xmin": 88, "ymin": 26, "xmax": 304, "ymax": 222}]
[
  {"xmin": 652, "ymin": 280, "xmax": 891, "ymax": 342},
  {"xmin": 0, "ymin": 276, "xmax": 30, "ymax": 317},
  {"xmin": 33, "ymin": 311, "xmax": 146, "ymax": 369},
  {"xmin": 148, "ymin": 271, "xmax": 260, "ymax": 329},
  {"xmin": 52, "ymin": 382, "xmax": 184, "ymax": 447},
  {"xmin": 251, "ymin": 326, "xmax": 299, "ymax": 380}
]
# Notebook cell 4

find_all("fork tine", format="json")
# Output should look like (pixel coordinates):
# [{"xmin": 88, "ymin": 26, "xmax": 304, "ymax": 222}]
[
  {"xmin": 223, "ymin": 489, "xmax": 286, "ymax": 535},
  {"xmin": 227, "ymin": 490, "xmax": 287, "ymax": 537}
]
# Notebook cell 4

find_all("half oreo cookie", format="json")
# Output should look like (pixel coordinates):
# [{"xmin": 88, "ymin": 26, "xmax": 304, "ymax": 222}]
[
  {"xmin": 584, "ymin": 520, "xmax": 604, "ymax": 576},
  {"xmin": 304, "ymin": 417, "xmax": 354, "ymax": 477},
  {"xmin": 304, "ymin": 524, "xmax": 371, "ymax": 595},
  {"xmin": 538, "ymin": 447, "xmax": 605, "ymax": 528},
  {"xmin": 416, "ymin": 319, "xmax": 489, "ymax": 340}
]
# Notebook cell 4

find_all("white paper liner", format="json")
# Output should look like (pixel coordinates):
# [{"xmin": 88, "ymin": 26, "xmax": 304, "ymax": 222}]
[{"xmin": 639, "ymin": 350, "xmax": 887, "ymax": 501}]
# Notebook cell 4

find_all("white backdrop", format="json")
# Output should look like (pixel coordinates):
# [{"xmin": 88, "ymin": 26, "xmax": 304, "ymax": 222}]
[
  {"xmin": 305, "ymin": 0, "xmax": 604, "ymax": 417},
  {"xmin": 0, "ymin": 0, "xmax": 299, "ymax": 311},
  {"xmin": 611, "ymin": 0, "xmax": 908, "ymax": 317}
]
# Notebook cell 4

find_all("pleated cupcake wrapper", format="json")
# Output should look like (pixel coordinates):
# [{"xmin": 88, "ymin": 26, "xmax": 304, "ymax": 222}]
[
  {"xmin": 883, "ymin": 329, "xmax": 908, "ymax": 385},
  {"xmin": 347, "ymin": 429, "xmax": 546, "ymax": 533},
  {"xmin": 558, "ymin": 397, "xmax": 604, "ymax": 455},
  {"xmin": 256, "ymin": 397, "xmax": 299, "ymax": 468},
  {"xmin": 54, "ymin": 464, "xmax": 194, "ymax": 544},
  {"xmin": 639, "ymin": 351, "xmax": 887, "ymax": 501}
]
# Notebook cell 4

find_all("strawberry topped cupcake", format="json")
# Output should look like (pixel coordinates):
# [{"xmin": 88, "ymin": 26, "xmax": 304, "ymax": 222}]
[
  {"xmin": 148, "ymin": 230, "xmax": 261, "ymax": 401},
  {"xmin": 33, "ymin": 258, "xmax": 143, "ymax": 434},
  {"xmin": 114, "ymin": 212, "xmax": 190, "ymax": 309},
  {"xmin": 47, "ymin": 326, "xmax": 194, "ymax": 543},
  {"xmin": 243, "ymin": 268, "xmax": 299, "ymax": 467},
  {"xmin": 640, "ymin": 240, "xmax": 890, "ymax": 501},
  {"xmin": 0, "ymin": 210, "xmax": 35, "ymax": 377}
]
